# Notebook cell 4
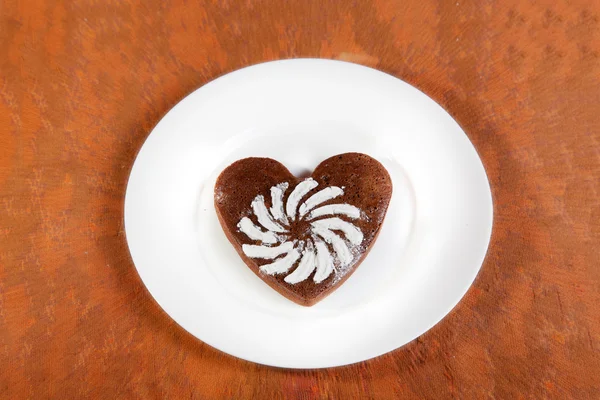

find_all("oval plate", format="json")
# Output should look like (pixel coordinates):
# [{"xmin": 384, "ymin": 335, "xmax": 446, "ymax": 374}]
[{"xmin": 124, "ymin": 59, "xmax": 493, "ymax": 368}]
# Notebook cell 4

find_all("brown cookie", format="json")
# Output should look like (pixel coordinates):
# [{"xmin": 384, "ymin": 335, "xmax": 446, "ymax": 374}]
[{"xmin": 214, "ymin": 153, "xmax": 393, "ymax": 306}]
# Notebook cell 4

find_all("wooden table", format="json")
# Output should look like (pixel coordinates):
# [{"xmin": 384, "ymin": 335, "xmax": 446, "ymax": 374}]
[{"xmin": 1, "ymin": 0, "xmax": 599, "ymax": 398}]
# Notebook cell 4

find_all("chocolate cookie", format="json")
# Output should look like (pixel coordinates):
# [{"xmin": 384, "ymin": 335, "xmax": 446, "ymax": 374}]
[{"xmin": 214, "ymin": 153, "xmax": 393, "ymax": 306}]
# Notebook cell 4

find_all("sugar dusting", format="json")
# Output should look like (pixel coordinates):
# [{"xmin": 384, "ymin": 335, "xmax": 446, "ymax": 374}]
[{"xmin": 232, "ymin": 177, "xmax": 373, "ymax": 285}]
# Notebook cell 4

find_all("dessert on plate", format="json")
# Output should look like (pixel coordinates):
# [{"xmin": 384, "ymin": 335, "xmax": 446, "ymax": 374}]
[{"xmin": 214, "ymin": 152, "xmax": 392, "ymax": 306}]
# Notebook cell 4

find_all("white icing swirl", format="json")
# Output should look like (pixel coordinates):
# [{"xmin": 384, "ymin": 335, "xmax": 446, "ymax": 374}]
[
  {"xmin": 242, "ymin": 241, "xmax": 294, "ymax": 259},
  {"xmin": 311, "ymin": 225, "xmax": 353, "ymax": 267},
  {"xmin": 270, "ymin": 182, "xmax": 289, "ymax": 224},
  {"xmin": 284, "ymin": 242, "xmax": 316, "ymax": 284},
  {"xmin": 237, "ymin": 217, "xmax": 278, "ymax": 244},
  {"xmin": 308, "ymin": 204, "xmax": 361, "ymax": 220},
  {"xmin": 238, "ymin": 178, "xmax": 364, "ymax": 284},
  {"xmin": 286, "ymin": 178, "xmax": 318, "ymax": 221},
  {"xmin": 311, "ymin": 217, "xmax": 364, "ymax": 245},
  {"xmin": 252, "ymin": 195, "xmax": 286, "ymax": 233},
  {"xmin": 298, "ymin": 186, "xmax": 344, "ymax": 217},
  {"xmin": 313, "ymin": 240, "xmax": 334, "ymax": 283},
  {"xmin": 259, "ymin": 249, "xmax": 301, "ymax": 274}
]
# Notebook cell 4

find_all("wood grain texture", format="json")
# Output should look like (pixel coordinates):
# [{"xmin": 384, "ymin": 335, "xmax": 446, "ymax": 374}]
[{"xmin": 1, "ymin": 0, "xmax": 599, "ymax": 398}]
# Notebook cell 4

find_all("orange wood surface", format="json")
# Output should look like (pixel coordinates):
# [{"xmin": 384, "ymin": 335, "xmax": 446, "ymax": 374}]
[{"xmin": 1, "ymin": 0, "xmax": 599, "ymax": 398}]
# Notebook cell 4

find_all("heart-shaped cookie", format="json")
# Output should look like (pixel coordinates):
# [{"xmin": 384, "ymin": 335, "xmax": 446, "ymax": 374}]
[{"xmin": 214, "ymin": 153, "xmax": 393, "ymax": 306}]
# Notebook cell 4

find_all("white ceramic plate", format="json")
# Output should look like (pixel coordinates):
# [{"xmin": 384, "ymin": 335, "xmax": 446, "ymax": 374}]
[{"xmin": 124, "ymin": 59, "xmax": 493, "ymax": 368}]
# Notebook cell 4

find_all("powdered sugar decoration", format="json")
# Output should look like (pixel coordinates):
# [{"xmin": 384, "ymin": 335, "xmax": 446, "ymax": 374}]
[{"xmin": 237, "ymin": 178, "xmax": 364, "ymax": 285}]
